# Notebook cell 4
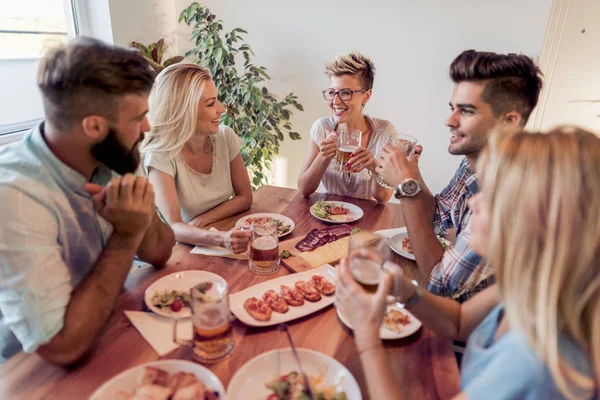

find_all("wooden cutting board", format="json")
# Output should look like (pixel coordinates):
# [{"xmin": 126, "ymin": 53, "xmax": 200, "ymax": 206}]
[{"xmin": 279, "ymin": 231, "xmax": 378, "ymax": 273}]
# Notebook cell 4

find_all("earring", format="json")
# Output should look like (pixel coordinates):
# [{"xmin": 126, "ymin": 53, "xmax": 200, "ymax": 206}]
[{"xmin": 361, "ymin": 103, "xmax": 366, "ymax": 107}]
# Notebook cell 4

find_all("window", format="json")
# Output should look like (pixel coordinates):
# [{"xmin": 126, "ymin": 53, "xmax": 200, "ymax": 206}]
[{"xmin": 0, "ymin": 0, "xmax": 78, "ymax": 139}]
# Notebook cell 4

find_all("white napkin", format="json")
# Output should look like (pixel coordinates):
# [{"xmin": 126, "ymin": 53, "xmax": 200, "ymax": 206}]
[
  {"xmin": 374, "ymin": 227, "xmax": 408, "ymax": 239},
  {"xmin": 124, "ymin": 311, "xmax": 193, "ymax": 356},
  {"xmin": 190, "ymin": 228, "xmax": 249, "ymax": 260}
]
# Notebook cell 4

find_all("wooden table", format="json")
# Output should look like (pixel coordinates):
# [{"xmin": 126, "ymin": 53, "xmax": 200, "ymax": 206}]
[{"xmin": 0, "ymin": 186, "xmax": 460, "ymax": 399}]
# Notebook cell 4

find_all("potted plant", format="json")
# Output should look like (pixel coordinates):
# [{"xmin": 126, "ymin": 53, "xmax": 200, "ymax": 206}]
[
  {"xmin": 131, "ymin": 38, "xmax": 184, "ymax": 73},
  {"xmin": 179, "ymin": 2, "xmax": 303, "ymax": 188}
]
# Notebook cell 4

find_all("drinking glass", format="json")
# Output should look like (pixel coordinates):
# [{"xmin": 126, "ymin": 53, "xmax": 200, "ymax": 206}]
[
  {"xmin": 348, "ymin": 233, "xmax": 402, "ymax": 302},
  {"xmin": 173, "ymin": 280, "xmax": 234, "ymax": 364},
  {"xmin": 249, "ymin": 220, "xmax": 280, "ymax": 275},
  {"xmin": 376, "ymin": 133, "xmax": 418, "ymax": 189},
  {"xmin": 335, "ymin": 128, "xmax": 362, "ymax": 173}
]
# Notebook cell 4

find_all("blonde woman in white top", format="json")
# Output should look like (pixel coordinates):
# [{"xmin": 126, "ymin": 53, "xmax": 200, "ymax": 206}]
[
  {"xmin": 298, "ymin": 52, "xmax": 399, "ymax": 202},
  {"xmin": 141, "ymin": 64, "xmax": 252, "ymax": 253}
]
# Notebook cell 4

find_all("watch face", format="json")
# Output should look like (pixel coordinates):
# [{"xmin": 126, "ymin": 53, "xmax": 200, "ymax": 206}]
[{"xmin": 402, "ymin": 179, "xmax": 419, "ymax": 195}]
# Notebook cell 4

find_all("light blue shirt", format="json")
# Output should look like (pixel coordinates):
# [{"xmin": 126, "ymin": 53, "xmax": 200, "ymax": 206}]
[
  {"xmin": 0, "ymin": 123, "xmax": 114, "ymax": 362},
  {"xmin": 461, "ymin": 303, "xmax": 597, "ymax": 400}
]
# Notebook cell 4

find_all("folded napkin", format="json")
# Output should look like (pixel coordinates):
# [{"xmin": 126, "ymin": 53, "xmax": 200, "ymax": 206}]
[
  {"xmin": 374, "ymin": 227, "xmax": 408, "ymax": 239},
  {"xmin": 190, "ymin": 228, "xmax": 249, "ymax": 260},
  {"xmin": 124, "ymin": 311, "xmax": 193, "ymax": 356}
]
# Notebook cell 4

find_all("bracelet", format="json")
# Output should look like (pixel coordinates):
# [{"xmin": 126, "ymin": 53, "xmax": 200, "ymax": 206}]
[
  {"xmin": 403, "ymin": 280, "xmax": 422, "ymax": 307},
  {"xmin": 357, "ymin": 342, "xmax": 384, "ymax": 356}
]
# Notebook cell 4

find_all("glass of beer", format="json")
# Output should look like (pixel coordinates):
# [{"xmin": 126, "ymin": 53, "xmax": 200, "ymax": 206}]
[
  {"xmin": 335, "ymin": 128, "xmax": 362, "ymax": 173},
  {"xmin": 348, "ymin": 233, "xmax": 402, "ymax": 301},
  {"xmin": 173, "ymin": 281, "xmax": 234, "ymax": 364},
  {"xmin": 376, "ymin": 133, "xmax": 418, "ymax": 189},
  {"xmin": 249, "ymin": 220, "xmax": 280, "ymax": 275}
]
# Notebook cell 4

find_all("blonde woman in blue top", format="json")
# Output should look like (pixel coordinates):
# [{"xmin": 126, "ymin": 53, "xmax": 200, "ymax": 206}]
[{"xmin": 336, "ymin": 126, "xmax": 599, "ymax": 399}]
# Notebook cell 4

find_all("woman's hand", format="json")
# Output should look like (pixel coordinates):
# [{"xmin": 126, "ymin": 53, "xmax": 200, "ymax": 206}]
[
  {"xmin": 336, "ymin": 257, "xmax": 393, "ymax": 341},
  {"xmin": 318, "ymin": 131, "xmax": 339, "ymax": 161},
  {"xmin": 222, "ymin": 228, "xmax": 250, "ymax": 254},
  {"xmin": 347, "ymin": 146, "xmax": 377, "ymax": 173}
]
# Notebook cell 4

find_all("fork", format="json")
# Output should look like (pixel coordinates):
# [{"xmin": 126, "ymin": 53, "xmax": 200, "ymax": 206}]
[{"xmin": 277, "ymin": 324, "xmax": 314, "ymax": 400}]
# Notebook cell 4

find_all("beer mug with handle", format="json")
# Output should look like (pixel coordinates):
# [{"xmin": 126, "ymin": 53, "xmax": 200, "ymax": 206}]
[
  {"xmin": 173, "ymin": 280, "xmax": 235, "ymax": 364},
  {"xmin": 376, "ymin": 133, "xmax": 418, "ymax": 189},
  {"xmin": 249, "ymin": 219, "xmax": 280, "ymax": 275},
  {"xmin": 335, "ymin": 128, "xmax": 362, "ymax": 173},
  {"xmin": 347, "ymin": 232, "xmax": 402, "ymax": 301}
]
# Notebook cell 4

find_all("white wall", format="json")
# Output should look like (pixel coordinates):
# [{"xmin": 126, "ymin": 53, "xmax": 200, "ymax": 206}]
[
  {"xmin": 101, "ymin": 0, "xmax": 552, "ymax": 193},
  {"xmin": 169, "ymin": 0, "xmax": 552, "ymax": 193},
  {"xmin": 529, "ymin": 0, "xmax": 600, "ymax": 133}
]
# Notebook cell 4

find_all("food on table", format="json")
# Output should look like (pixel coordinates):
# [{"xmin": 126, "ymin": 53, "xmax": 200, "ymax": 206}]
[
  {"xmin": 383, "ymin": 309, "xmax": 412, "ymax": 333},
  {"xmin": 350, "ymin": 227, "xmax": 361, "ymax": 235},
  {"xmin": 295, "ymin": 224, "xmax": 353, "ymax": 252},
  {"xmin": 401, "ymin": 237, "xmax": 413, "ymax": 254},
  {"xmin": 151, "ymin": 290, "xmax": 192, "ymax": 313},
  {"xmin": 311, "ymin": 274, "xmax": 336, "ymax": 296},
  {"xmin": 294, "ymin": 280, "xmax": 322, "ymax": 302},
  {"xmin": 115, "ymin": 367, "xmax": 220, "ymax": 400},
  {"xmin": 262, "ymin": 289, "xmax": 289, "ymax": 314},
  {"xmin": 243, "ymin": 297, "xmax": 273, "ymax": 321},
  {"xmin": 402, "ymin": 237, "xmax": 450, "ymax": 254},
  {"xmin": 245, "ymin": 216, "xmax": 292, "ymax": 236},
  {"xmin": 280, "ymin": 250, "xmax": 294, "ymax": 259},
  {"xmin": 280, "ymin": 285, "xmax": 305, "ymax": 307},
  {"xmin": 265, "ymin": 371, "xmax": 347, "ymax": 400},
  {"xmin": 311, "ymin": 200, "xmax": 354, "ymax": 222}
]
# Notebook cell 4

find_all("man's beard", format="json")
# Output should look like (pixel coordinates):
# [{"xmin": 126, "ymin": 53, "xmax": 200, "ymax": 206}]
[{"xmin": 91, "ymin": 127, "xmax": 143, "ymax": 175}]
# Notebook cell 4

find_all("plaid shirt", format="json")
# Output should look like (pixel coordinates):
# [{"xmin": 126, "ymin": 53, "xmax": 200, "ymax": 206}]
[{"xmin": 427, "ymin": 158, "xmax": 495, "ymax": 302}]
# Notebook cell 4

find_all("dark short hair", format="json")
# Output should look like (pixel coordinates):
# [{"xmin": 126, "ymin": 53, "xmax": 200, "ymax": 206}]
[
  {"xmin": 37, "ymin": 37, "xmax": 155, "ymax": 130},
  {"xmin": 449, "ymin": 50, "xmax": 543, "ymax": 124}
]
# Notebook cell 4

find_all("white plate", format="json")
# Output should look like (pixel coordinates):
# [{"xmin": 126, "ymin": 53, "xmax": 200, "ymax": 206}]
[
  {"xmin": 336, "ymin": 303, "xmax": 421, "ymax": 340},
  {"xmin": 89, "ymin": 359, "xmax": 227, "ymax": 400},
  {"xmin": 229, "ymin": 264, "xmax": 337, "ymax": 327},
  {"xmin": 227, "ymin": 348, "xmax": 361, "ymax": 400},
  {"xmin": 389, "ymin": 232, "xmax": 452, "ymax": 260},
  {"xmin": 310, "ymin": 201, "xmax": 364, "ymax": 224},
  {"xmin": 235, "ymin": 213, "xmax": 295, "ymax": 237},
  {"xmin": 144, "ymin": 271, "xmax": 227, "ymax": 319}
]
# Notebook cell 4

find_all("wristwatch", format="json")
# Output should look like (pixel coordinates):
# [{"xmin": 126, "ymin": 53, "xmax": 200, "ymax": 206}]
[{"xmin": 394, "ymin": 178, "xmax": 422, "ymax": 199}]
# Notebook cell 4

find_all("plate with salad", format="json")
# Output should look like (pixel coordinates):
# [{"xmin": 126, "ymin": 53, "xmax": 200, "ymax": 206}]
[
  {"xmin": 235, "ymin": 213, "xmax": 295, "ymax": 237},
  {"xmin": 227, "ymin": 348, "xmax": 359, "ymax": 400},
  {"xmin": 310, "ymin": 201, "xmax": 363, "ymax": 224},
  {"xmin": 144, "ymin": 271, "xmax": 227, "ymax": 318}
]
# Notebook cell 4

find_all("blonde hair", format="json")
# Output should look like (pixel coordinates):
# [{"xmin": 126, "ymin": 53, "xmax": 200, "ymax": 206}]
[
  {"xmin": 325, "ymin": 51, "xmax": 375, "ymax": 90},
  {"xmin": 140, "ymin": 63, "xmax": 212, "ymax": 158},
  {"xmin": 478, "ymin": 126, "xmax": 600, "ymax": 399}
]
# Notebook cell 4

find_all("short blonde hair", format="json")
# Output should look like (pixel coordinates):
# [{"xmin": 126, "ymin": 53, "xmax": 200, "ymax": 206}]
[
  {"xmin": 325, "ymin": 51, "xmax": 375, "ymax": 90},
  {"xmin": 478, "ymin": 126, "xmax": 600, "ymax": 399},
  {"xmin": 141, "ymin": 63, "xmax": 212, "ymax": 158}
]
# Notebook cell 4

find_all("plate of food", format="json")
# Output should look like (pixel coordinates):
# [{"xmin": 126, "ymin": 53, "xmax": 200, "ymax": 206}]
[
  {"xmin": 235, "ymin": 213, "xmax": 295, "ymax": 237},
  {"xmin": 227, "ymin": 348, "xmax": 360, "ymax": 400},
  {"xmin": 229, "ymin": 264, "xmax": 337, "ymax": 327},
  {"xmin": 336, "ymin": 303, "xmax": 421, "ymax": 340},
  {"xmin": 89, "ymin": 359, "xmax": 227, "ymax": 400},
  {"xmin": 389, "ymin": 232, "xmax": 452, "ymax": 260},
  {"xmin": 144, "ymin": 271, "xmax": 227, "ymax": 318},
  {"xmin": 310, "ymin": 200, "xmax": 363, "ymax": 224}
]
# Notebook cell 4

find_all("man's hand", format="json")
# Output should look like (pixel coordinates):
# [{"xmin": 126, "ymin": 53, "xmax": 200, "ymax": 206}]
[
  {"xmin": 319, "ymin": 131, "xmax": 339, "ymax": 161},
  {"xmin": 84, "ymin": 174, "xmax": 155, "ymax": 239},
  {"xmin": 375, "ymin": 144, "xmax": 423, "ymax": 188},
  {"xmin": 222, "ymin": 228, "xmax": 250, "ymax": 254}
]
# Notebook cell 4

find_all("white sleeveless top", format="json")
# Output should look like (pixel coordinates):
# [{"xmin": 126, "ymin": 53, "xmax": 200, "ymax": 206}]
[{"xmin": 309, "ymin": 116, "xmax": 398, "ymax": 200}]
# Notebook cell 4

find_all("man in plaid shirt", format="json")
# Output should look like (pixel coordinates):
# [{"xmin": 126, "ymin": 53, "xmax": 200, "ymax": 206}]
[{"xmin": 377, "ymin": 50, "xmax": 543, "ymax": 302}]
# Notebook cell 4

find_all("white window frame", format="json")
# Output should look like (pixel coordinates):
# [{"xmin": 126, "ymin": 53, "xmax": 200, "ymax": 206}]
[{"xmin": 0, "ymin": 0, "xmax": 80, "ymax": 143}]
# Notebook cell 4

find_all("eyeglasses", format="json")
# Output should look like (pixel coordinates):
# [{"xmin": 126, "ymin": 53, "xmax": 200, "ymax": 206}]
[{"xmin": 322, "ymin": 89, "xmax": 367, "ymax": 101}]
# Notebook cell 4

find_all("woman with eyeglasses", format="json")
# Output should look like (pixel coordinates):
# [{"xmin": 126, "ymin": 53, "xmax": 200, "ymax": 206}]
[
  {"xmin": 336, "ymin": 127, "xmax": 599, "ymax": 399},
  {"xmin": 297, "ymin": 52, "xmax": 399, "ymax": 203}
]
